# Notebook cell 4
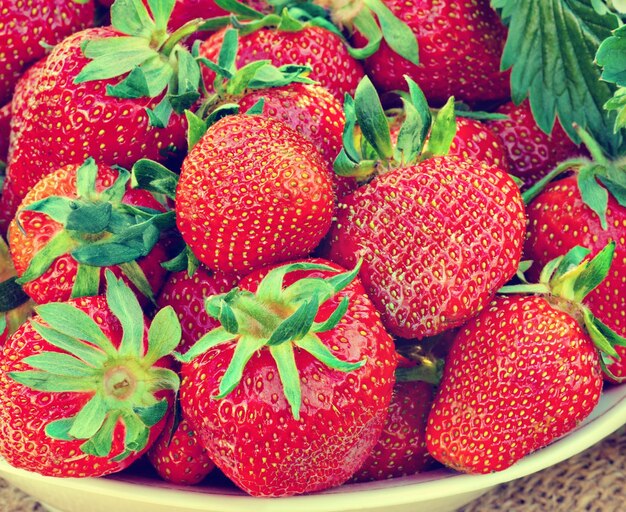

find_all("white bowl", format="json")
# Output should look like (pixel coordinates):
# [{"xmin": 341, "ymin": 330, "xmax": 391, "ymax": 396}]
[{"xmin": 2, "ymin": 383, "xmax": 625, "ymax": 512}]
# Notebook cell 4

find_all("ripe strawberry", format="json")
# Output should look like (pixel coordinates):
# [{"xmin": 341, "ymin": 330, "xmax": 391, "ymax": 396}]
[
  {"xmin": 0, "ymin": 0, "xmax": 203, "ymax": 233},
  {"xmin": 326, "ymin": 78, "xmax": 526, "ymax": 339},
  {"xmin": 157, "ymin": 266, "xmax": 240, "ymax": 353},
  {"xmin": 345, "ymin": 0, "xmax": 510, "ymax": 106},
  {"xmin": 199, "ymin": 24, "xmax": 365, "ymax": 100},
  {"xmin": 176, "ymin": 114, "xmax": 335, "ymax": 275},
  {"xmin": 0, "ymin": 0, "xmax": 95, "ymax": 106},
  {"xmin": 8, "ymin": 158, "xmax": 170, "ymax": 306},
  {"xmin": 0, "ymin": 272, "xmax": 181, "ymax": 477},
  {"xmin": 487, "ymin": 100, "xmax": 583, "ymax": 189},
  {"xmin": 147, "ymin": 415, "xmax": 215, "ymax": 485},
  {"xmin": 351, "ymin": 358, "xmax": 436, "ymax": 482},
  {"xmin": 177, "ymin": 259, "xmax": 397, "ymax": 496},
  {"xmin": 0, "ymin": 103, "xmax": 10, "ymax": 165},
  {"xmin": 426, "ymin": 245, "xmax": 623, "ymax": 473},
  {"xmin": 524, "ymin": 171, "xmax": 626, "ymax": 381}
]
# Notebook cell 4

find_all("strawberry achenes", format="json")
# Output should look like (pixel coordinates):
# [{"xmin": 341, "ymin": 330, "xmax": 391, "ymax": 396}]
[
  {"xmin": 426, "ymin": 295, "xmax": 603, "ymax": 473},
  {"xmin": 177, "ymin": 259, "xmax": 397, "ymax": 497},
  {"xmin": 176, "ymin": 114, "xmax": 335, "ymax": 275},
  {"xmin": 348, "ymin": 0, "xmax": 510, "ymax": 105},
  {"xmin": 449, "ymin": 117, "xmax": 509, "ymax": 171},
  {"xmin": 157, "ymin": 266, "xmax": 240, "ymax": 353},
  {"xmin": 0, "ymin": 0, "xmax": 95, "ymax": 106},
  {"xmin": 147, "ymin": 416, "xmax": 215, "ymax": 485},
  {"xmin": 487, "ymin": 100, "xmax": 583, "ymax": 189},
  {"xmin": 0, "ymin": 272, "xmax": 181, "ymax": 477},
  {"xmin": 8, "ymin": 159, "xmax": 170, "ymax": 305}
]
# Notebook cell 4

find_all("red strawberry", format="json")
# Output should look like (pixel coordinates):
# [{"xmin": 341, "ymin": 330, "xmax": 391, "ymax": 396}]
[
  {"xmin": 8, "ymin": 158, "xmax": 170, "ymax": 305},
  {"xmin": 157, "ymin": 266, "xmax": 240, "ymax": 353},
  {"xmin": 176, "ymin": 114, "xmax": 335, "ymax": 275},
  {"xmin": 487, "ymin": 100, "xmax": 583, "ymax": 189},
  {"xmin": 425, "ymin": 245, "xmax": 623, "ymax": 473},
  {"xmin": 0, "ymin": 0, "xmax": 95, "ymax": 106},
  {"xmin": 524, "ymin": 172, "xmax": 626, "ymax": 381},
  {"xmin": 0, "ymin": 0, "xmax": 203, "ymax": 233},
  {"xmin": 351, "ymin": 359, "xmax": 436, "ymax": 482},
  {"xmin": 147, "ymin": 416, "xmax": 215, "ymax": 485},
  {"xmin": 0, "ymin": 103, "xmax": 10, "ymax": 165},
  {"xmin": 0, "ymin": 272, "xmax": 181, "ymax": 477},
  {"xmin": 177, "ymin": 259, "xmax": 397, "ymax": 496},
  {"xmin": 347, "ymin": 0, "xmax": 510, "ymax": 106},
  {"xmin": 199, "ymin": 25, "xmax": 365, "ymax": 100},
  {"xmin": 450, "ymin": 117, "xmax": 510, "ymax": 171}
]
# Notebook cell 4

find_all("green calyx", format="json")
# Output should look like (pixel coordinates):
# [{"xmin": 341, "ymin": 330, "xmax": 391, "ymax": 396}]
[
  {"xmin": 176, "ymin": 260, "xmax": 366, "ymax": 420},
  {"xmin": 74, "ymin": 0, "xmax": 202, "ymax": 127},
  {"xmin": 16, "ymin": 158, "xmax": 174, "ymax": 301},
  {"xmin": 8, "ymin": 271, "xmax": 181, "ymax": 460},
  {"xmin": 500, "ymin": 242, "xmax": 626, "ymax": 381},
  {"xmin": 335, "ymin": 75, "xmax": 457, "ymax": 181},
  {"xmin": 522, "ymin": 125, "xmax": 626, "ymax": 229}
]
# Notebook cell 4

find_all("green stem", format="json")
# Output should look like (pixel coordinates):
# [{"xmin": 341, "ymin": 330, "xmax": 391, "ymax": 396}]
[
  {"xmin": 161, "ymin": 18, "xmax": 207, "ymax": 56},
  {"xmin": 521, "ymin": 158, "xmax": 588, "ymax": 205}
]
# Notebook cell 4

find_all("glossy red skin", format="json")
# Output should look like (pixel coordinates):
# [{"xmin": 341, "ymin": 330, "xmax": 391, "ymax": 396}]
[
  {"xmin": 487, "ymin": 100, "xmax": 583, "ymax": 189},
  {"xmin": 353, "ymin": 0, "xmax": 510, "ymax": 106},
  {"xmin": 8, "ymin": 163, "xmax": 169, "ymax": 306},
  {"xmin": 0, "ymin": 295, "xmax": 174, "ymax": 477},
  {"xmin": 0, "ymin": 0, "xmax": 94, "ymax": 106},
  {"xmin": 199, "ymin": 26, "xmax": 365, "ymax": 101},
  {"xmin": 157, "ymin": 266, "xmax": 240, "ymax": 354},
  {"xmin": 0, "ymin": 27, "xmax": 188, "ymax": 233},
  {"xmin": 0, "ymin": 103, "xmax": 10, "ymax": 163},
  {"xmin": 237, "ymin": 83, "xmax": 358, "ymax": 199},
  {"xmin": 426, "ymin": 295, "xmax": 603, "ymax": 474},
  {"xmin": 524, "ymin": 174, "xmax": 626, "ymax": 382},
  {"xmin": 176, "ymin": 114, "xmax": 335, "ymax": 275},
  {"xmin": 325, "ymin": 156, "xmax": 526, "ymax": 339},
  {"xmin": 179, "ymin": 259, "xmax": 397, "ymax": 497},
  {"xmin": 450, "ymin": 118, "xmax": 509, "ymax": 171},
  {"xmin": 351, "ymin": 379, "xmax": 435, "ymax": 482},
  {"xmin": 147, "ymin": 417, "xmax": 215, "ymax": 485}
]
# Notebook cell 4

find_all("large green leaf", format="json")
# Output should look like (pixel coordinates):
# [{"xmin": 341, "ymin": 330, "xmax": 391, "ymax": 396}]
[{"xmin": 492, "ymin": 0, "xmax": 622, "ymax": 155}]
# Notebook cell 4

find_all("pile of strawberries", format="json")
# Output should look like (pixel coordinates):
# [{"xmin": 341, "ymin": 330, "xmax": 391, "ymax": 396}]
[{"xmin": 0, "ymin": 0, "xmax": 624, "ymax": 499}]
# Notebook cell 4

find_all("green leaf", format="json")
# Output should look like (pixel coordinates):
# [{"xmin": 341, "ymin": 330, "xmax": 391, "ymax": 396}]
[
  {"xmin": 146, "ymin": 97, "xmax": 174, "ymax": 128},
  {"xmin": 312, "ymin": 296, "xmax": 349, "ymax": 333},
  {"xmin": 45, "ymin": 417, "xmax": 76, "ymax": 441},
  {"xmin": 245, "ymin": 97, "xmax": 265, "ymax": 115},
  {"xmin": 422, "ymin": 97, "xmax": 457, "ymax": 158},
  {"xmin": 266, "ymin": 298, "xmax": 318, "ymax": 346},
  {"xmin": 553, "ymin": 246, "xmax": 592, "ymax": 278},
  {"xmin": 80, "ymin": 413, "xmax": 116, "ymax": 457},
  {"xmin": 75, "ymin": 157, "xmax": 99, "ymax": 198},
  {"xmin": 175, "ymin": 326, "xmax": 236, "ymax": 362},
  {"xmin": 100, "ymin": 168, "xmax": 131, "ymax": 203},
  {"xmin": 75, "ymin": 44, "xmax": 157, "ymax": 83},
  {"xmin": 29, "ymin": 322, "xmax": 109, "ymax": 367},
  {"xmin": 604, "ymin": 86, "xmax": 626, "ymax": 132},
  {"xmin": 16, "ymin": 231, "xmax": 76, "ymax": 284},
  {"xmin": 269, "ymin": 342, "xmax": 302, "ymax": 419},
  {"xmin": 118, "ymin": 261, "xmax": 156, "ymax": 303},
  {"xmin": 185, "ymin": 110, "xmax": 208, "ymax": 150},
  {"xmin": 218, "ymin": 28, "xmax": 239, "ymax": 77},
  {"xmin": 214, "ymin": 335, "xmax": 266, "ymax": 398},
  {"xmin": 147, "ymin": 0, "xmax": 175, "ymax": 31},
  {"xmin": 66, "ymin": 202, "xmax": 112, "ymax": 234},
  {"xmin": 578, "ymin": 165, "xmax": 609, "ymax": 229},
  {"xmin": 104, "ymin": 270, "xmax": 145, "ymax": 359},
  {"xmin": 214, "ymin": 0, "xmax": 266, "ymax": 19},
  {"xmin": 354, "ymin": 76, "xmax": 393, "ymax": 160},
  {"xmin": 8, "ymin": 370, "xmax": 97, "ymax": 392},
  {"xmin": 341, "ymin": 94, "xmax": 361, "ymax": 162},
  {"xmin": 296, "ymin": 334, "xmax": 365, "ymax": 372},
  {"xmin": 132, "ymin": 159, "xmax": 179, "ymax": 201},
  {"xmin": 363, "ymin": 0, "xmax": 419, "ymax": 65},
  {"xmin": 597, "ymin": 24, "xmax": 626, "ymax": 85},
  {"xmin": 22, "ymin": 352, "xmax": 99, "ymax": 377},
  {"xmin": 121, "ymin": 410, "xmax": 151, "ymax": 453},
  {"xmin": 601, "ymin": 175, "xmax": 626, "ymax": 206},
  {"xmin": 494, "ymin": 0, "xmax": 622, "ymax": 154},
  {"xmin": 19, "ymin": 196, "xmax": 74, "ymax": 226},
  {"xmin": 348, "ymin": 8, "xmax": 383, "ymax": 60},
  {"xmin": 110, "ymin": 0, "xmax": 156, "ymax": 38},
  {"xmin": 571, "ymin": 241, "xmax": 615, "ymax": 299},
  {"xmin": 145, "ymin": 306, "xmax": 182, "ymax": 365},
  {"xmin": 583, "ymin": 307, "xmax": 620, "ymax": 358},
  {"xmin": 134, "ymin": 399, "xmax": 169, "ymax": 427},
  {"xmin": 69, "ymin": 394, "xmax": 108, "ymax": 439}
]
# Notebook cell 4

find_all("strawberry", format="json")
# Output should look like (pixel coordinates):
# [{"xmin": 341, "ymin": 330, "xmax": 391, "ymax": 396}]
[
  {"xmin": 342, "ymin": 0, "xmax": 510, "ymax": 106},
  {"xmin": 147, "ymin": 415, "xmax": 215, "ymax": 485},
  {"xmin": 326, "ymin": 78, "xmax": 526, "ymax": 339},
  {"xmin": 177, "ymin": 259, "xmax": 397, "ymax": 496},
  {"xmin": 8, "ymin": 158, "xmax": 171, "ymax": 306},
  {"xmin": 199, "ymin": 23, "xmax": 365, "ymax": 100},
  {"xmin": 426, "ymin": 245, "xmax": 624, "ymax": 473},
  {"xmin": 0, "ymin": 271, "xmax": 181, "ymax": 477},
  {"xmin": 157, "ymin": 266, "xmax": 240, "ymax": 353},
  {"xmin": 523, "ymin": 144, "xmax": 626, "ymax": 381},
  {"xmin": 176, "ymin": 114, "xmax": 335, "ymax": 275},
  {"xmin": 487, "ymin": 100, "xmax": 583, "ymax": 189},
  {"xmin": 351, "ymin": 356, "xmax": 436, "ymax": 482},
  {"xmin": 0, "ymin": 103, "xmax": 10, "ymax": 166},
  {"xmin": 0, "ymin": 0, "xmax": 203, "ymax": 233},
  {"xmin": 0, "ymin": 0, "xmax": 95, "ymax": 106},
  {"xmin": 449, "ymin": 117, "xmax": 510, "ymax": 171}
]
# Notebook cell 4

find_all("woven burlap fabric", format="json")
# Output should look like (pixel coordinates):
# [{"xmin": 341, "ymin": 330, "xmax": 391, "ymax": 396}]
[{"xmin": 1, "ymin": 427, "xmax": 624, "ymax": 512}]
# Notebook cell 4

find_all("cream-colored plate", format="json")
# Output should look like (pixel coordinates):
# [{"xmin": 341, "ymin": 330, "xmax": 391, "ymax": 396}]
[{"xmin": 2, "ymin": 384, "xmax": 625, "ymax": 512}]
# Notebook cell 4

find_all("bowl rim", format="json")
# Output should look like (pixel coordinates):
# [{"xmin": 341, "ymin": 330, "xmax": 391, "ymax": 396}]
[{"xmin": 1, "ymin": 384, "xmax": 624, "ymax": 511}]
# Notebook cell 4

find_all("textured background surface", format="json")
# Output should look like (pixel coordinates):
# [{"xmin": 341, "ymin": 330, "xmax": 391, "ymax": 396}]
[{"xmin": 1, "ymin": 427, "xmax": 624, "ymax": 512}]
